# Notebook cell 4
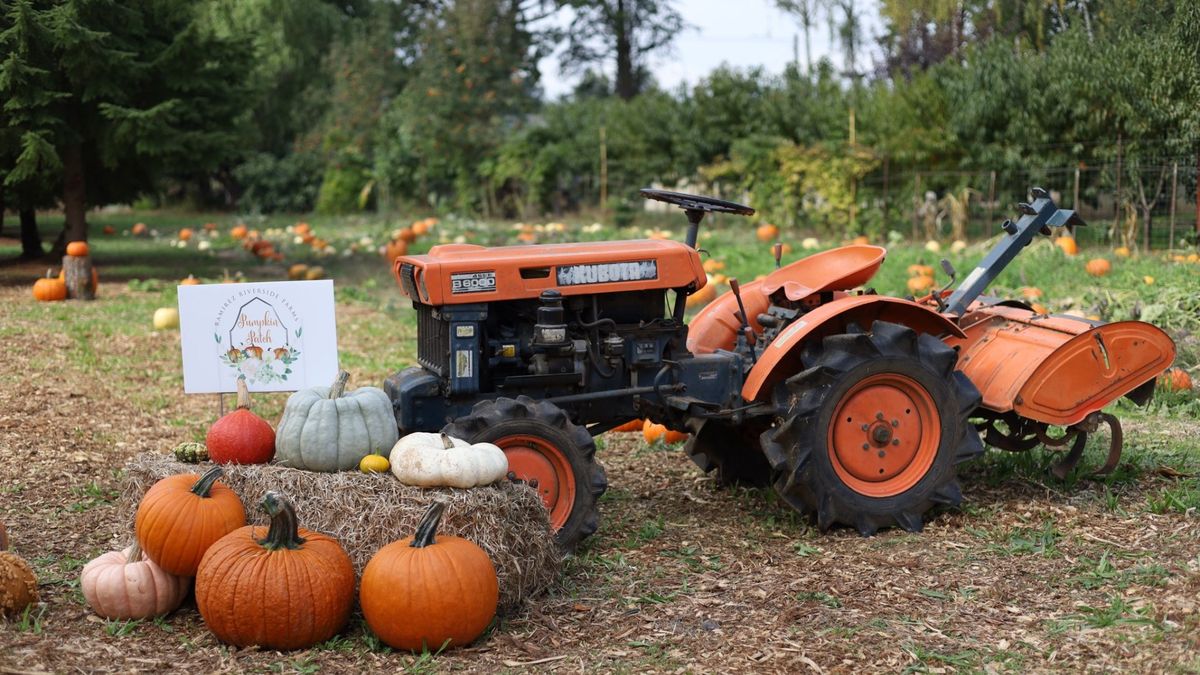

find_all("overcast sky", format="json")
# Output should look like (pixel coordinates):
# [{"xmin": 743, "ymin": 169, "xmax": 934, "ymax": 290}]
[{"xmin": 537, "ymin": 0, "xmax": 884, "ymax": 98}]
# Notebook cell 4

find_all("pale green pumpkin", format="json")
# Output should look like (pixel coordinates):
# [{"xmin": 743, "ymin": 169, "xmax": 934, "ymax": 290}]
[{"xmin": 276, "ymin": 371, "xmax": 400, "ymax": 472}]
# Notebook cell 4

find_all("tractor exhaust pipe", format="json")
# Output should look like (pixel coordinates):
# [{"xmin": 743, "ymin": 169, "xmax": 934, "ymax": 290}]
[{"xmin": 943, "ymin": 188, "xmax": 1086, "ymax": 317}]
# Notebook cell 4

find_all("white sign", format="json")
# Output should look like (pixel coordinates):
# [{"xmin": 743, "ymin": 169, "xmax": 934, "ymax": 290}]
[{"xmin": 178, "ymin": 280, "xmax": 339, "ymax": 394}]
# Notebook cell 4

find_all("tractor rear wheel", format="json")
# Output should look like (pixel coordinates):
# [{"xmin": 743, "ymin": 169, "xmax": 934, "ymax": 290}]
[
  {"xmin": 686, "ymin": 419, "xmax": 772, "ymax": 487},
  {"xmin": 760, "ymin": 321, "xmax": 984, "ymax": 535},
  {"xmin": 442, "ymin": 396, "xmax": 607, "ymax": 553}
]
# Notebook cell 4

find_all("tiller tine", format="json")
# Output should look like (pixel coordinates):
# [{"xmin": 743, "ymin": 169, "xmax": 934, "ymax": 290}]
[{"xmin": 1048, "ymin": 412, "xmax": 1124, "ymax": 479}]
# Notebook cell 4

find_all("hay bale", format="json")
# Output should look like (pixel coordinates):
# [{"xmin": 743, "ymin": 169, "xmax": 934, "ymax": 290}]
[{"xmin": 117, "ymin": 453, "xmax": 559, "ymax": 614}]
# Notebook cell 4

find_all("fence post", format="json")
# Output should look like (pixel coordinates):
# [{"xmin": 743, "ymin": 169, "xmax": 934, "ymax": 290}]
[
  {"xmin": 599, "ymin": 125, "xmax": 608, "ymax": 211},
  {"xmin": 986, "ymin": 170, "xmax": 995, "ymax": 230},
  {"xmin": 913, "ymin": 172, "xmax": 921, "ymax": 241},
  {"xmin": 1169, "ymin": 161, "xmax": 1178, "ymax": 251},
  {"xmin": 1072, "ymin": 166, "xmax": 1080, "ymax": 238}
]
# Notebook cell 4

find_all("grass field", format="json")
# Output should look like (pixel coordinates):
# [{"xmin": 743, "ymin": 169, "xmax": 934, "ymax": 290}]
[{"xmin": 1, "ymin": 208, "xmax": 1199, "ymax": 672}]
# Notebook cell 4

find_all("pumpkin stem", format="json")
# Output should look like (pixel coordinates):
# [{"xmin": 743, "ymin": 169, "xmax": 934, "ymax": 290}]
[
  {"xmin": 191, "ymin": 466, "xmax": 225, "ymax": 497},
  {"xmin": 235, "ymin": 377, "xmax": 251, "ymax": 410},
  {"xmin": 329, "ymin": 369, "xmax": 350, "ymax": 399},
  {"xmin": 45, "ymin": 268, "xmax": 54, "ymax": 279},
  {"xmin": 411, "ymin": 501, "xmax": 447, "ymax": 549},
  {"xmin": 439, "ymin": 433, "xmax": 455, "ymax": 450},
  {"xmin": 126, "ymin": 541, "xmax": 143, "ymax": 563},
  {"xmin": 257, "ymin": 491, "xmax": 306, "ymax": 551}
]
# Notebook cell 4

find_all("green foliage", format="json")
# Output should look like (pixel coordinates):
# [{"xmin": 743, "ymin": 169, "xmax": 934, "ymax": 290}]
[
  {"xmin": 233, "ymin": 150, "xmax": 324, "ymax": 213},
  {"xmin": 315, "ymin": 150, "xmax": 372, "ymax": 214}
]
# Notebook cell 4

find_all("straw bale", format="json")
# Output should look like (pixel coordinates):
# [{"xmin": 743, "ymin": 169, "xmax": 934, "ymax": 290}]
[{"xmin": 117, "ymin": 453, "xmax": 559, "ymax": 613}]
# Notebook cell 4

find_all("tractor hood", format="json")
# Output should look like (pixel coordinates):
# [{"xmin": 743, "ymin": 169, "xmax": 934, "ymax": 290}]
[{"xmin": 393, "ymin": 240, "xmax": 706, "ymax": 305}]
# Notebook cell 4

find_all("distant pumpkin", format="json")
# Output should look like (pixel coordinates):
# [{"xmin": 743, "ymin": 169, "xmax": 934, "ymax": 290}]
[
  {"xmin": 65, "ymin": 241, "xmax": 89, "ymax": 257},
  {"xmin": 1085, "ymin": 258, "xmax": 1112, "ymax": 277},
  {"xmin": 1159, "ymin": 368, "xmax": 1193, "ymax": 392},
  {"xmin": 178, "ymin": 228, "xmax": 193, "ymax": 241},
  {"xmin": 1055, "ymin": 236, "xmax": 1079, "ymax": 256},
  {"xmin": 131, "ymin": 222, "xmax": 148, "ymax": 236},
  {"xmin": 755, "ymin": 223, "xmax": 779, "ymax": 242},
  {"xmin": 906, "ymin": 275, "xmax": 935, "ymax": 294},
  {"xmin": 230, "ymin": 224, "xmax": 248, "ymax": 240}
]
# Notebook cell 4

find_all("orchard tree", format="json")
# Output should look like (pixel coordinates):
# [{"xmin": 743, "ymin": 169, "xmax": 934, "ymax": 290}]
[
  {"xmin": 559, "ymin": 0, "xmax": 683, "ymax": 100},
  {"xmin": 0, "ymin": 0, "xmax": 251, "ymax": 251}
]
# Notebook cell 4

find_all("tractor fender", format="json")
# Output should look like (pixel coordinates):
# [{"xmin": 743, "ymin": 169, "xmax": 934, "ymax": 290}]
[{"xmin": 741, "ymin": 295, "xmax": 966, "ymax": 402}]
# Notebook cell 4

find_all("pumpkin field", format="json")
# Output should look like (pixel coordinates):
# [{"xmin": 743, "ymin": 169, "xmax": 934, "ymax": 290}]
[{"xmin": 2, "ymin": 212, "xmax": 1200, "ymax": 673}]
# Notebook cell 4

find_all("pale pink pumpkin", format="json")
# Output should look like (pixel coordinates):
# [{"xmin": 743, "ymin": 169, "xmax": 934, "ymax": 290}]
[{"xmin": 81, "ymin": 544, "xmax": 190, "ymax": 620}]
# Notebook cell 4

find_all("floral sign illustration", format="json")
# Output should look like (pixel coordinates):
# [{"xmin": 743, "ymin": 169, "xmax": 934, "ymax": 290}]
[
  {"xmin": 178, "ymin": 280, "xmax": 338, "ymax": 394},
  {"xmin": 215, "ymin": 297, "xmax": 302, "ymax": 385}
]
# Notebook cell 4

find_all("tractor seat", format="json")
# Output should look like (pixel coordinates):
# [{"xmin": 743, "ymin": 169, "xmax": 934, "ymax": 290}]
[{"xmin": 760, "ymin": 245, "xmax": 886, "ymax": 302}]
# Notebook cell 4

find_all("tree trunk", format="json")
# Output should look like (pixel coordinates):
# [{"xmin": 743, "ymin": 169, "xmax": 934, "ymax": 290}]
[
  {"xmin": 61, "ymin": 141, "xmax": 89, "ymax": 250},
  {"xmin": 62, "ymin": 252, "xmax": 95, "ymax": 300},
  {"xmin": 0, "ymin": 192, "xmax": 5, "ymax": 238},
  {"xmin": 614, "ymin": 0, "xmax": 636, "ymax": 100},
  {"xmin": 19, "ymin": 208, "xmax": 43, "ymax": 260}
]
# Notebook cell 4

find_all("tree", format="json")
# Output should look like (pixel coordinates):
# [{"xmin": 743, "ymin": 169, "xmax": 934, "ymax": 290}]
[
  {"xmin": 559, "ymin": 0, "xmax": 683, "ymax": 100},
  {"xmin": 0, "ymin": 0, "xmax": 252, "ymax": 250}
]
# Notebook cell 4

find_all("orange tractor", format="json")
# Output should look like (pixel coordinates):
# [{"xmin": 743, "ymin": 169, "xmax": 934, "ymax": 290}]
[{"xmin": 386, "ymin": 188, "xmax": 1175, "ymax": 550}]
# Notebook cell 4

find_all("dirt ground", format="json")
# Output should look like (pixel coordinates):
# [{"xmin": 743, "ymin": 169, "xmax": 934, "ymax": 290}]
[{"xmin": 2, "ymin": 280, "xmax": 1200, "ymax": 673}]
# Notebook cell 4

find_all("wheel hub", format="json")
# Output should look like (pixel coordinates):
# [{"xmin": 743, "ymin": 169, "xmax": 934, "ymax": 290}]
[
  {"xmin": 828, "ymin": 373, "xmax": 941, "ymax": 497},
  {"xmin": 495, "ymin": 434, "xmax": 576, "ymax": 531}
]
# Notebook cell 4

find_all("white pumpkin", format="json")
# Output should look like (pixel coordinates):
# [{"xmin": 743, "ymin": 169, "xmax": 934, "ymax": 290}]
[
  {"xmin": 389, "ymin": 432, "xmax": 509, "ymax": 488},
  {"xmin": 275, "ymin": 370, "xmax": 400, "ymax": 472}
]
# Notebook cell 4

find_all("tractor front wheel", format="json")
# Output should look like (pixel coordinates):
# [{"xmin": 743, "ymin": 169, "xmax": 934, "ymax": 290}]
[
  {"xmin": 442, "ymin": 396, "xmax": 607, "ymax": 553},
  {"xmin": 760, "ymin": 321, "xmax": 984, "ymax": 535}
]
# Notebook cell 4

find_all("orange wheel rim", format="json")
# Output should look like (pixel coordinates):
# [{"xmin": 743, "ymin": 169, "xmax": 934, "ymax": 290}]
[
  {"xmin": 827, "ymin": 373, "xmax": 940, "ymax": 498},
  {"xmin": 496, "ymin": 434, "xmax": 577, "ymax": 531}
]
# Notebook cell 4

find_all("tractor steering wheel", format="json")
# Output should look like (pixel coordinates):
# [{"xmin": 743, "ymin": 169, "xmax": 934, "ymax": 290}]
[{"xmin": 639, "ymin": 189, "xmax": 755, "ymax": 217}]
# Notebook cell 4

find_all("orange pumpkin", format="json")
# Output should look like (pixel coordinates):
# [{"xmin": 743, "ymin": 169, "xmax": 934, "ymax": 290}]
[
  {"xmin": 180, "ymin": 275, "xmax": 201, "ymax": 286},
  {"xmin": 702, "ymin": 258, "xmax": 725, "ymax": 273},
  {"xmin": 360, "ymin": 502, "xmax": 498, "ymax": 651},
  {"xmin": 102, "ymin": 225, "xmax": 116, "ymax": 235},
  {"xmin": 196, "ymin": 492, "xmax": 355, "ymax": 650},
  {"xmin": 294, "ymin": 222, "xmax": 311, "ymax": 236},
  {"xmin": 310, "ymin": 237, "xmax": 328, "ymax": 250},
  {"xmin": 1030, "ymin": 302, "xmax": 1049, "ymax": 315},
  {"xmin": 851, "ymin": 235, "xmax": 870, "ymax": 246},
  {"xmin": 612, "ymin": 419, "xmax": 645, "ymax": 433},
  {"xmin": 412, "ymin": 218, "xmax": 436, "ymax": 236},
  {"xmin": 1159, "ymin": 368, "xmax": 1193, "ymax": 392},
  {"xmin": 178, "ymin": 228, "xmax": 193, "ymax": 241},
  {"xmin": 230, "ymin": 224, "xmax": 248, "ymax": 240},
  {"xmin": 685, "ymin": 280, "xmax": 718, "ymax": 309},
  {"xmin": 643, "ymin": 421, "xmax": 687, "ymax": 444},
  {"xmin": 134, "ymin": 467, "xmax": 246, "ymax": 577},
  {"xmin": 1085, "ymin": 258, "xmax": 1112, "ymax": 277},
  {"xmin": 1019, "ymin": 286, "xmax": 1043, "ymax": 300},
  {"xmin": 906, "ymin": 264, "xmax": 934, "ymax": 277},
  {"xmin": 755, "ymin": 223, "xmax": 779, "ymax": 242},
  {"xmin": 398, "ymin": 227, "xmax": 417, "ymax": 243},
  {"xmin": 65, "ymin": 241, "xmax": 89, "ymax": 257},
  {"xmin": 206, "ymin": 378, "xmax": 275, "ymax": 464},
  {"xmin": 33, "ymin": 269, "xmax": 68, "ymax": 302},
  {"xmin": 906, "ymin": 275, "xmax": 935, "ymax": 293},
  {"xmin": 1055, "ymin": 236, "xmax": 1079, "ymax": 256},
  {"xmin": 384, "ymin": 238, "xmax": 409, "ymax": 262},
  {"xmin": 131, "ymin": 222, "xmax": 148, "ymax": 236},
  {"xmin": 203, "ymin": 222, "xmax": 218, "ymax": 232},
  {"xmin": 1113, "ymin": 246, "xmax": 1131, "ymax": 258}
]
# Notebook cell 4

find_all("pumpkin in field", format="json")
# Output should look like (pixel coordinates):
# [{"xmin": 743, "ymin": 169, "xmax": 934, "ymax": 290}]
[
  {"xmin": 755, "ymin": 223, "xmax": 779, "ymax": 242},
  {"xmin": 179, "ymin": 275, "xmax": 201, "ymax": 286},
  {"xmin": 276, "ymin": 371, "xmax": 400, "ymax": 472},
  {"xmin": 389, "ymin": 433, "xmax": 508, "ymax": 488},
  {"xmin": 0, "ymin": 523, "xmax": 39, "ymax": 618},
  {"xmin": 398, "ymin": 227, "xmax": 417, "ymax": 243},
  {"xmin": 206, "ymin": 379, "xmax": 275, "ymax": 464},
  {"xmin": 134, "ymin": 467, "xmax": 246, "ymax": 577},
  {"xmin": 1055, "ymin": 236, "xmax": 1079, "ymax": 256},
  {"xmin": 81, "ymin": 543, "xmax": 190, "ymax": 620},
  {"xmin": 178, "ymin": 228, "xmax": 194, "ymax": 241},
  {"xmin": 1085, "ymin": 257, "xmax": 1112, "ymax": 277},
  {"xmin": 33, "ymin": 269, "xmax": 68, "ymax": 302},
  {"xmin": 230, "ymin": 224, "xmax": 248, "ymax": 240},
  {"xmin": 1159, "ymin": 368, "xmax": 1193, "ymax": 392},
  {"xmin": 1031, "ymin": 302, "xmax": 1049, "ymax": 315},
  {"xmin": 906, "ymin": 275, "xmax": 935, "ymax": 294},
  {"xmin": 685, "ymin": 277, "xmax": 718, "ymax": 309},
  {"xmin": 304, "ymin": 266, "xmax": 324, "ymax": 280},
  {"xmin": 131, "ymin": 222, "xmax": 148, "ymax": 236},
  {"xmin": 802, "ymin": 237, "xmax": 820, "ymax": 250},
  {"xmin": 294, "ymin": 222, "xmax": 311, "ymax": 236},
  {"xmin": 203, "ymin": 222, "xmax": 218, "ymax": 232},
  {"xmin": 287, "ymin": 263, "xmax": 309, "ymax": 280},
  {"xmin": 906, "ymin": 264, "xmax": 934, "ymax": 277},
  {"xmin": 102, "ymin": 225, "xmax": 116, "ymax": 235},
  {"xmin": 702, "ymin": 258, "xmax": 725, "ymax": 273},
  {"xmin": 152, "ymin": 307, "xmax": 180, "ymax": 330},
  {"xmin": 1019, "ymin": 286, "xmax": 1043, "ymax": 300},
  {"xmin": 360, "ymin": 502, "xmax": 498, "ymax": 651},
  {"xmin": 643, "ymin": 421, "xmax": 687, "ymax": 445},
  {"xmin": 1114, "ymin": 246, "xmax": 1131, "ymax": 258},
  {"xmin": 66, "ymin": 241, "xmax": 89, "ymax": 257},
  {"xmin": 359, "ymin": 453, "xmax": 390, "ymax": 473},
  {"xmin": 612, "ymin": 419, "xmax": 645, "ymax": 433},
  {"xmin": 924, "ymin": 240, "xmax": 941, "ymax": 253},
  {"xmin": 384, "ymin": 238, "xmax": 408, "ymax": 262},
  {"xmin": 196, "ymin": 492, "xmax": 355, "ymax": 650},
  {"xmin": 412, "ymin": 218, "xmax": 436, "ymax": 236}
]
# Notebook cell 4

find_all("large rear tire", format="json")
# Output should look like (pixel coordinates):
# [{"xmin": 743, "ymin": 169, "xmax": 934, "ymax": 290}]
[
  {"xmin": 760, "ymin": 321, "xmax": 984, "ymax": 535},
  {"xmin": 442, "ymin": 396, "xmax": 607, "ymax": 553}
]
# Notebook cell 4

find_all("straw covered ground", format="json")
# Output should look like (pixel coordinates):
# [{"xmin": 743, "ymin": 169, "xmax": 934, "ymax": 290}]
[{"xmin": 118, "ymin": 453, "xmax": 560, "ymax": 613}]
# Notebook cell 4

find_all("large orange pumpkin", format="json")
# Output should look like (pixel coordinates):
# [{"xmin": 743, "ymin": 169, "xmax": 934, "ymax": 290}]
[
  {"xmin": 398, "ymin": 227, "xmax": 417, "ymax": 243},
  {"xmin": 134, "ymin": 467, "xmax": 246, "ymax": 577},
  {"xmin": 230, "ymin": 224, "xmax": 248, "ymax": 240},
  {"xmin": 755, "ymin": 223, "xmax": 779, "ymax": 242},
  {"xmin": 1085, "ymin": 258, "xmax": 1112, "ymax": 277},
  {"xmin": 206, "ymin": 379, "xmax": 275, "ymax": 464},
  {"xmin": 178, "ymin": 228, "xmax": 193, "ymax": 241},
  {"xmin": 1159, "ymin": 368, "xmax": 1193, "ymax": 392},
  {"xmin": 906, "ymin": 275, "xmax": 935, "ymax": 294},
  {"xmin": 643, "ymin": 420, "xmax": 687, "ymax": 444},
  {"xmin": 384, "ymin": 238, "xmax": 409, "ymax": 262},
  {"xmin": 685, "ymin": 280, "xmax": 717, "ymax": 309},
  {"xmin": 65, "ymin": 241, "xmax": 89, "ymax": 257},
  {"xmin": 361, "ymin": 502, "xmax": 498, "ymax": 651},
  {"xmin": 33, "ymin": 269, "xmax": 68, "ymax": 302},
  {"xmin": 196, "ymin": 492, "xmax": 355, "ymax": 650},
  {"xmin": 612, "ymin": 419, "xmax": 645, "ymax": 433}
]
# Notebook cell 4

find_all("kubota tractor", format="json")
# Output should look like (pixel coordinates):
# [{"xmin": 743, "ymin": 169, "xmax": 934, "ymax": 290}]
[{"xmin": 386, "ymin": 188, "xmax": 1175, "ymax": 551}]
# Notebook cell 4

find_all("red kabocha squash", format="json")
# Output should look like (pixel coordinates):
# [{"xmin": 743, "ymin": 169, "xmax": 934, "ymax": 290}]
[
  {"xmin": 361, "ymin": 502, "xmax": 498, "ymax": 652},
  {"xmin": 206, "ymin": 378, "xmax": 275, "ymax": 464},
  {"xmin": 0, "ymin": 522, "xmax": 39, "ymax": 618},
  {"xmin": 196, "ymin": 492, "xmax": 355, "ymax": 650},
  {"xmin": 81, "ymin": 543, "xmax": 190, "ymax": 619},
  {"xmin": 135, "ymin": 466, "xmax": 246, "ymax": 576}
]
